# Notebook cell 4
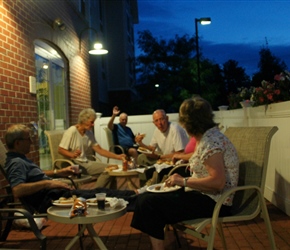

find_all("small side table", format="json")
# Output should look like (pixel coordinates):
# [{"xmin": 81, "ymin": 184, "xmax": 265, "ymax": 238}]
[
  {"xmin": 108, "ymin": 170, "xmax": 139, "ymax": 190},
  {"xmin": 47, "ymin": 205, "xmax": 126, "ymax": 250}
]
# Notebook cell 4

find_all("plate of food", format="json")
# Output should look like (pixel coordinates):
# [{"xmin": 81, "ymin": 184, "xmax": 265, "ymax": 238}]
[
  {"xmin": 86, "ymin": 197, "xmax": 113, "ymax": 206},
  {"xmin": 52, "ymin": 197, "xmax": 75, "ymax": 207},
  {"xmin": 147, "ymin": 183, "xmax": 181, "ymax": 193},
  {"xmin": 156, "ymin": 159, "xmax": 174, "ymax": 165},
  {"xmin": 137, "ymin": 147, "xmax": 153, "ymax": 154},
  {"xmin": 105, "ymin": 165, "xmax": 119, "ymax": 172}
]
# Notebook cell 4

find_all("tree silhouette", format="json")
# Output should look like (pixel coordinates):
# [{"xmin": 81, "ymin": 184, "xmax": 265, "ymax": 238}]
[
  {"xmin": 252, "ymin": 47, "xmax": 287, "ymax": 86},
  {"xmin": 135, "ymin": 30, "xmax": 226, "ymax": 112}
]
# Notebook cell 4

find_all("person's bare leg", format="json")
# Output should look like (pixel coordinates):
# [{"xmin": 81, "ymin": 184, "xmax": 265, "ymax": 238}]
[
  {"xmin": 128, "ymin": 148, "xmax": 138, "ymax": 163},
  {"xmin": 150, "ymin": 236, "xmax": 165, "ymax": 250}
]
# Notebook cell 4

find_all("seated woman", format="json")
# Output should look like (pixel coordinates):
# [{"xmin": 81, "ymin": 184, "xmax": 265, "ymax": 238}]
[{"xmin": 130, "ymin": 97, "xmax": 239, "ymax": 250}]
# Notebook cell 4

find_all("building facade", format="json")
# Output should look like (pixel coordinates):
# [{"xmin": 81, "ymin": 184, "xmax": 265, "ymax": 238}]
[{"xmin": 0, "ymin": 0, "xmax": 138, "ymax": 165}]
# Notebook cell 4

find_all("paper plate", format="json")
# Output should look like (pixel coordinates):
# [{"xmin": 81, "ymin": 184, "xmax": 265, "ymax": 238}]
[{"xmin": 147, "ymin": 184, "xmax": 181, "ymax": 193}]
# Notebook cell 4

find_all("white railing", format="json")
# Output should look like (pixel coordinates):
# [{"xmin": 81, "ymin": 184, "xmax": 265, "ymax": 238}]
[{"xmin": 95, "ymin": 102, "xmax": 290, "ymax": 216}]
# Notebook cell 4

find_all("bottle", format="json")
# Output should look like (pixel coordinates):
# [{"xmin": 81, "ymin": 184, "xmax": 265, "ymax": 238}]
[{"xmin": 122, "ymin": 158, "xmax": 128, "ymax": 171}]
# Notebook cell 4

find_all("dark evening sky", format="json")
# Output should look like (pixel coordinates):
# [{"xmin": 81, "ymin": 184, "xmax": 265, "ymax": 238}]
[{"xmin": 134, "ymin": 0, "xmax": 290, "ymax": 76}]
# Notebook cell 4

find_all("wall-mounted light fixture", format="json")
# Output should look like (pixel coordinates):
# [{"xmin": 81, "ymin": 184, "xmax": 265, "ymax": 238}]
[
  {"xmin": 53, "ymin": 18, "xmax": 66, "ymax": 31},
  {"xmin": 79, "ymin": 27, "xmax": 108, "ymax": 55}
]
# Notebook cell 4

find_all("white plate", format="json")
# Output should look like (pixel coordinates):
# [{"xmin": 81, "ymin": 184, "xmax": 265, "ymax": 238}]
[
  {"xmin": 52, "ymin": 200, "xmax": 74, "ymax": 207},
  {"xmin": 137, "ymin": 148, "xmax": 152, "ymax": 154},
  {"xmin": 147, "ymin": 184, "xmax": 182, "ymax": 193},
  {"xmin": 86, "ymin": 197, "xmax": 113, "ymax": 206}
]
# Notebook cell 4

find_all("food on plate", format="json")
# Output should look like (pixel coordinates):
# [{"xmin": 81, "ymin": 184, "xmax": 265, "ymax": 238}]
[
  {"xmin": 156, "ymin": 159, "xmax": 173, "ymax": 165},
  {"xmin": 163, "ymin": 185, "xmax": 179, "ymax": 191},
  {"xmin": 154, "ymin": 185, "xmax": 161, "ymax": 190},
  {"xmin": 58, "ymin": 196, "xmax": 75, "ymax": 204},
  {"xmin": 105, "ymin": 165, "xmax": 119, "ymax": 172},
  {"xmin": 87, "ymin": 198, "xmax": 98, "ymax": 203},
  {"xmin": 70, "ymin": 197, "xmax": 88, "ymax": 218},
  {"xmin": 86, "ymin": 198, "xmax": 110, "ymax": 207},
  {"xmin": 138, "ymin": 146, "xmax": 150, "ymax": 152}
]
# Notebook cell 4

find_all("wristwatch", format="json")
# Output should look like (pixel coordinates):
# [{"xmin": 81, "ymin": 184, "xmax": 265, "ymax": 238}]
[{"xmin": 183, "ymin": 177, "xmax": 189, "ymax": 187}]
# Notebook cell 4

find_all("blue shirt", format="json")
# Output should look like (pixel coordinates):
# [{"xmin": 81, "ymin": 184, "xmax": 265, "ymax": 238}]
[
  {"xmin": 5, "ymin": 152, "xmax": 51, "ymax": 188},
  {"xmin": 113, "ymin": 123, "xmax": 135, "ymax": 148}
]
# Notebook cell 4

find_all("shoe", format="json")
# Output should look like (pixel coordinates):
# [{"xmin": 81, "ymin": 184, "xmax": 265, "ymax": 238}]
[{"xmin": 136, "ymin": 185, "xmax": 148, "ymax": 194}]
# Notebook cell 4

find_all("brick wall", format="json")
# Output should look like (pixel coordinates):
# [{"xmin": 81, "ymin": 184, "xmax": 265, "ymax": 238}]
[{"xmin": 0, "ymin": 0, "xmax": 93, "ymax": 163}]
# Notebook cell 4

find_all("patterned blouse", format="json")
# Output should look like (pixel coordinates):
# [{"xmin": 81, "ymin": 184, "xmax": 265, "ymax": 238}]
[{"xmin": 188, "ymin": 127, "xmax": 239, "ymax": 206}]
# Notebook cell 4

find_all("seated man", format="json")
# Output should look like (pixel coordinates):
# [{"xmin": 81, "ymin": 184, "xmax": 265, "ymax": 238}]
[
  {"xmin": 107, "ymin": 106, "xmax": 138, "ymax": 162},
  {"xmin": 136, "ymin": 109, "xmax": 188, "ymax": 166},
  {"xmin": 4, "ymin": 124, "xmax": 136, "ymax": 213},
  {"xmin": 58, "ymin": 108, "xmax": 127, "ymax": 189},
  {"xmin": 135, "ymin": 109, "xmax": 189, "ymax": 185}
]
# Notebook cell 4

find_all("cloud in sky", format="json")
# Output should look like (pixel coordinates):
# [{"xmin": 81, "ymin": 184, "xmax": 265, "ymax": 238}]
[{"xmin": 135, "ymin": 0, "xmax": 290, "ymax": 76}]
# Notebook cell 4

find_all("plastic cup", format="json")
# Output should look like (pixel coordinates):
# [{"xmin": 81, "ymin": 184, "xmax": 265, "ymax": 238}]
[
  {"xmin": 71, "ymin": 165, "xmax": 79, "ymax": 173},
  {"xmin": 95, "ymin": 193, "xmax": 106, "ymax": 210}
]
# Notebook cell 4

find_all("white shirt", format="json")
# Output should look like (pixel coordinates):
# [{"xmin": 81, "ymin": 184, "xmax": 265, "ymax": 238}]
[
  {"xmin": 59, "ymin": 126, "xmax": 98, "ymax": 162},
  {"xmin": 150, "ymin": 122, "xmax": 188, "ymax": 154}
]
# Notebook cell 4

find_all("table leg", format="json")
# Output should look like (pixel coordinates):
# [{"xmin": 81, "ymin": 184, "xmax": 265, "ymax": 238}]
[
  {"xmin": 64, "ymin": 224, "xmax": 107, "ymax": 250},
  {"xmin": 86, "ymin": 224, "xmax": 108, "ymax": 250},
  {"xmin": 126, "ymin": 177, "xmax": 138, "ymax": 189},
  {"xmin": 117, "ymin": 177, "xmax": 127, "ymax": 189},
  {"xmin": 65, "ymin": 224, "xmax": 86, "ymax": 250}
]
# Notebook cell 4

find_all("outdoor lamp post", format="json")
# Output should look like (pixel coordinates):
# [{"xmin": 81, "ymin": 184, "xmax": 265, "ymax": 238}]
[{"xmin": 195, "ymin": 17, "xmax": 211, "ymax": 95}]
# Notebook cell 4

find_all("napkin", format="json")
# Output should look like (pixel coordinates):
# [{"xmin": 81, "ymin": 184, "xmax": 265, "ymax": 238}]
[
  {"xmin": 108, "ymin": 198, "xmax": 128, "ymax": 209},
  {"xmin": 153, "ymin": 163, "xmax": 173, "ymax": 173}
]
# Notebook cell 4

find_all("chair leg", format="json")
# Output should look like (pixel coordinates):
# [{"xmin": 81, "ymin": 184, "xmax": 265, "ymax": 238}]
[
  {"xmin": 0, "ymin": 211, "xmax": 15, "ymax": 241},
  {"xmin": 172, "ymin": 226, "xmax": 182, "ymax": 248},
  {"xmin": 0, "ymin": 218, "xmax": 13, "ymax": 241},
  {"xmin": 259, "ymin": 197, "xmax": 276, "ymax": 249},
  {"xmin": 217, "ymin": 223, "xmax": 227, "ymax": 250}
]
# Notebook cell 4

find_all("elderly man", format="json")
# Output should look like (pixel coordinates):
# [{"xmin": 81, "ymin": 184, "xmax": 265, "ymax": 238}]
[
  {"xmin": 136, "ymin": 109, "xmax": 188, "ymax": 166},
  {"xmin": 107, "ymin": 106, "xmax": 138, "ymax": 162},
  {"xmin": 4, "ymin": 124, "xmax": 136, "ymax": 213},
  {"xmin": 134, "ymin": 109, "xmax": 188, "ymax": 188}
]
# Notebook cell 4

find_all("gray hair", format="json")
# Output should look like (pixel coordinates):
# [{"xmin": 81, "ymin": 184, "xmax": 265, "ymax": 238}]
[
  {"xmin": 153, "ymin": 109, "xmax": 166, "ymax": 117},
  {"xmin": 78, "ymin": 108, "xmax": 97, "ymax": 124},
  {"xmin": 5, "ymin": 124, "xmax": 30, "ymax": 149}
]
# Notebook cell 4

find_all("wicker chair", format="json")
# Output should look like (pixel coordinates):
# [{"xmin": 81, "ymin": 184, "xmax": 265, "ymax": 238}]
[{"xmin": 170, "ymin": 126, "xmax": 278, "ymax": 250}]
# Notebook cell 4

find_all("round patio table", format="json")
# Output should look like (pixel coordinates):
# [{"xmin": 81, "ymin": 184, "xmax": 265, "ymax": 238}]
[{"xmin": 47, "ymin": 204, "xmax": 126, "ymax": 250}]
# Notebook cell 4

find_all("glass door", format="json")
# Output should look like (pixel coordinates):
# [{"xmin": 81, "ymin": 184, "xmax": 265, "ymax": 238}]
[{"xmin": 34, "ymin": 40, "xmax": 68, "ymax": 169}]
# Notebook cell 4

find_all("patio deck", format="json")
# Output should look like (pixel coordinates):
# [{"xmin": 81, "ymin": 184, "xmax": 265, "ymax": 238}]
[{"xmin": 0, "ymin": 201, "xmax": 289, "ymax": 250}]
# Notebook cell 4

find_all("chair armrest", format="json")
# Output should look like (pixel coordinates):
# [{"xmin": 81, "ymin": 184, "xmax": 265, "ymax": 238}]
[
  {"xmin": 109, "ymin": 145, "xmax": 125, "ymax": 154},
  {"xmin": 53, "ymin": 158, "xmax": 74, "ymax": 168},
  {"xmin": 0, "ymin": 208, "xmax": 46, "ymax": 240},
  {"xmin": 168, "ymin": 163, "xmax": 189, "ymax": 176},
  {"xmin": 211, "ymin": 185, "xmax": 262, "ymax": 222}
]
